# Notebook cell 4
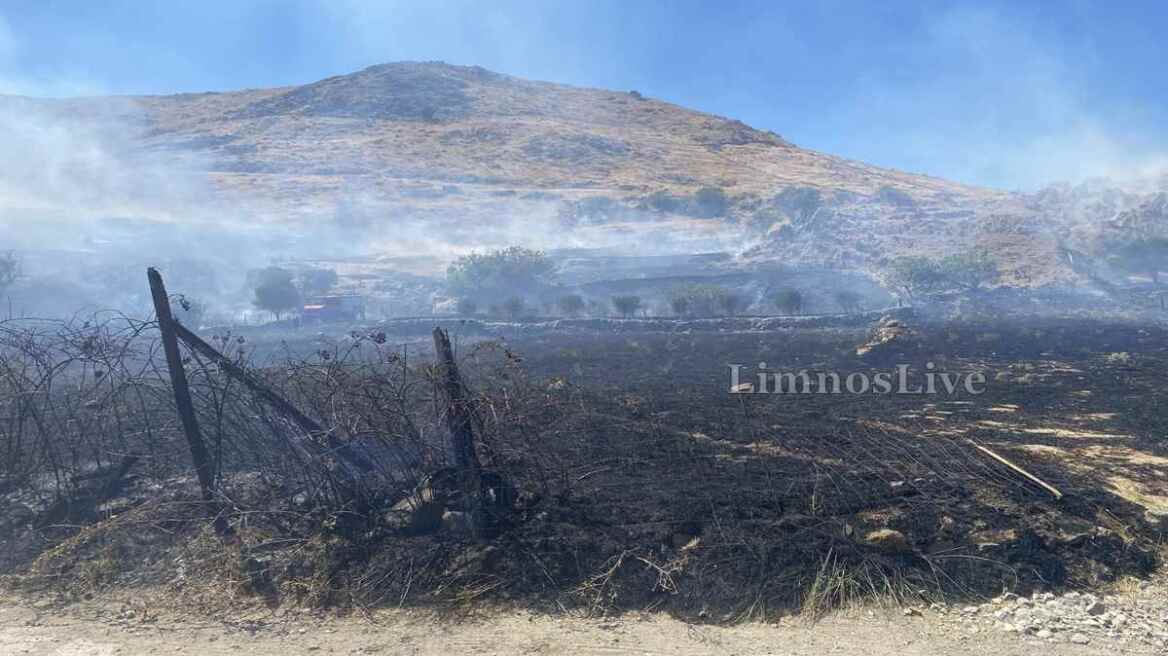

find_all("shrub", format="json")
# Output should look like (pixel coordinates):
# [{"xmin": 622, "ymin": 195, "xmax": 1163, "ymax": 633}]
[
  {"xmin": 717, "ymin": 291, "xmax": 745, "ymax": 316},
  {"xmin": 558, "ymin": 294, "xmax": 586, "ymax": 318},
  {"xmin": 456, "ymin": 298, "xmax": 479, "ymax": 316},
  {"xmin": 833, "ymin": 290, "xmax": 862, "ymax": 314},
  {"xmin": 0, "ymin": 251, "xmax": 18, "ymax": 294},
  {"xmin": 299, "ymin": 268, "xmax": 339, "ymax": 298},
  {"xmin": 691, "ymin": 186, "xmax": 729, "ymax": 218},
  {"xmin": 937, "ymin": 252, "xmax": 998, "ymax": 290},
  {"xmin": 611, "ymin": 295, "xmax": 642, "ymax": 318},
  {"xmin": 669, "ymin": 284, "xmax": 738, "ymax": 317},
  {"xmin": 772, "ymin": 288, "xmax": 804, "ymax": 315},
  {"xmin": 887, "ymin": 256, "xmax": 943, "ymax": 300},
  {"xmin": 446, "ymin": 247, "xmax": 556, "ymax": 300},
  {"xmin": 1108, "ymin": 237, "xmax": 1168, "ymax": 284},
  {"xmin": 252, "ymin": 267, "xmax": 302, "ymax": 321},
  {"xmin": 502, "ymin": 296, "xmax": 526, "ymax": 320}
]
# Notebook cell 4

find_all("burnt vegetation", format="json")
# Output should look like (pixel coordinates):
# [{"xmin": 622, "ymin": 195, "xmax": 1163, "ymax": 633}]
[{"xmin": 0, "ymin": 281, "xmax": 1163, "ymax": 620}]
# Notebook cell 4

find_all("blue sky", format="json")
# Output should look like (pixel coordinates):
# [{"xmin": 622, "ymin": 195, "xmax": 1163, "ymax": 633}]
[{"xmin": 1, "ymin": 0, "xmax": 1165, "ymax": 190}]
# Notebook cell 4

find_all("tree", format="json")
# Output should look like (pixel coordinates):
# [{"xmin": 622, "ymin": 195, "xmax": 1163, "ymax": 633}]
[
  {"xmin": 0, "ymin": 252, "xmax": 18, "ymax": 295},
  {"xmin": 446, "ymin": 246, "xmax": 556, "ymax": 300},
  {"xmin": 253, "ymin": 267, "xmax": 302, "ymax": 320},
  {"xmin": 456, "ymin": 298, "xmax": 478, "ymax": 316},
  {"xmin": 1110, "ymin": 238, "xmax": 1168, "ymax": 284},
  {"xmin": 772, "ymin": 288, "xmax": 804, "ymax": 315},
  {"xmin": 834, "ymin": 290, "xmax": 863, "ymax": 314},
  {"xmin": 717, "ymin": 291, "xmax": 745, "ymax": 316},
  {"xmin": 887, "ymin": 256, "xmax": 943, "ymax": 299},
  {"xmin": 558, "ymin": 294, "xmax": 586, "ymax": 317},
  {"xmin": 692, "ymin": 186, "xmax": 729, "ymax": 218},
  {"xmin": 611, "ymin": 295, "xmax": 642, "ymax": 318},
  {"xmin": 299, "ymin": 268, "xmax": 339, "ymax": 298},
  {"xmin": 938, "ymin": 252, "xmax": 999, "ymax": 290},
  {"xmin": 669, "ymin": 284, "xmax": 738, "ymax": 317},
  {"xmin": 502, "ymin": 296, "xmax": 526, "ymax": 320}
]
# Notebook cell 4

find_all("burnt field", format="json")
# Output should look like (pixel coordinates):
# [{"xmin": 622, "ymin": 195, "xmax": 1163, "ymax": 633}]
[{"xmin": 0, "ymin": 314, "xmax": 1165, "ymax": 620}]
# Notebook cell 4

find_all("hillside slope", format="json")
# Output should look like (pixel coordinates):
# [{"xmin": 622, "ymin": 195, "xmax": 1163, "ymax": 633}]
[{"xmin": 3, "ymin": 61, "xmax": 1160, "ymax": 286}]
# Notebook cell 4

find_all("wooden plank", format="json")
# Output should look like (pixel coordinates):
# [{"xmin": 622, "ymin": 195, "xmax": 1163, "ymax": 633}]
[
  {"xmin": 967, "ymin": 439, "xmax": 1064, "ymax": 500},
  {"xmin": 148, "ymin": 267, "xmax": 230, "ymax": 536},
  {"xmin": 432, "ymin": 327, "xmax": 485, "ymax": 537}
]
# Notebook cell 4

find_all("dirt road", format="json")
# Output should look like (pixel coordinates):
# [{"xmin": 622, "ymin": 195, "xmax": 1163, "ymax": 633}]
[{"xmin": 1, "ymin": 599, "xmax": 1156, "ymax": 656}]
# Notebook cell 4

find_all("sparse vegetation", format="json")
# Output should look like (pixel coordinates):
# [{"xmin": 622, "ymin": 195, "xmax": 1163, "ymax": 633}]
[
  {"xmin": 938, "ymin": 251, "xmax": 999, "ymax": 290},
  {"xmin": 887, "ymin": 256, "xmax": 943, "ymax": 300},
  {"xmin": 692, "ymin": 186, "xmax": 729, "ymax": 218},
  {"xmin": 0, "ymin": 251, "xmax": 18, "ymax": 295},
  {"xmin": 252, "ymin": 266, "xmax": 302, "ymax": 320},
  {"xmin": 502, "ymin": 295, "xmax": 526, "ymax": 319},
  {"xmin": 833, "ymin": 290, "xmax": 863, "ymax": 314},
  {"xmin": 716, "ymin": 290, "xmax": 745, "ymax": 316},
  {"xmin": 1109, "ymin": 237, "xmax": 1168, "ymax": 284},
  {"xmin": 772, "ymin": 287, "xmax": 804, "ymax": 315},
  {"xmin": 446, "ymin": 246, "xmax": 556, "ymax": 301},
  {"xmin": 611, "ymin": 295, "xmax": 642, "ymax": 318},
  {"xmin": 669, "ymin": 284, "xmax": 740, "ymax": 317},
  {"xmin": 456, "ymin": 298, "xmax": 478, "ymax": 316},
  {"xmin": 298, "ymin": 268, "xmax": 339, "ymax": 297},
  {"xmin": 558, "ymin": 293, "xmax": 586, "ymax": 317}
]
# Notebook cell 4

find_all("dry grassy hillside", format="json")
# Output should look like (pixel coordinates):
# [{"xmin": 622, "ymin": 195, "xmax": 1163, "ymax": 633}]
[{"xmin": 9, "ymin": 61, "xmax": 1160, "ymax": 284}]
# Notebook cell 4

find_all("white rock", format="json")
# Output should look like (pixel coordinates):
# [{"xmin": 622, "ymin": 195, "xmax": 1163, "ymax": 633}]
[{"xmin": 1070, "ymin": 633, "xmax": 1090, "ymax": 645}]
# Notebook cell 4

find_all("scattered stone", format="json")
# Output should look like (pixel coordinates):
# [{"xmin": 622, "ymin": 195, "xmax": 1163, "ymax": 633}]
[
  {"xmin": 1070, "ymin": 633, "xmax": 1090, "ymax": 645},
  {"xmin": 862, "ymin": 528, "xmax": 912, "ymax": 554}
]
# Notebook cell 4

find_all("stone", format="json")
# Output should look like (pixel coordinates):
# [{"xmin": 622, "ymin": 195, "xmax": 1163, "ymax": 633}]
[
  {"xmin": 862, "ymin": 528, "xmax": 913, "ymax": 554},
  {"xmin": 1070, "ymin": 633, "xmax": 1090, "ymax": 645}
]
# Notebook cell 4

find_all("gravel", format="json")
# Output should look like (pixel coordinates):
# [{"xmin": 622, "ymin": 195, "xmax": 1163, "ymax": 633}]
[{"xmin": 919, "ymin": 583, "xmax": 1168, "ymax": 651}]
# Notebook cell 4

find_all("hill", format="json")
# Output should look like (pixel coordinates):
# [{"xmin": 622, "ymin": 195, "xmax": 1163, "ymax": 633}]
[{"xmin": 2, "ymin": 61, "xmax": 1165, "ymax": 289}]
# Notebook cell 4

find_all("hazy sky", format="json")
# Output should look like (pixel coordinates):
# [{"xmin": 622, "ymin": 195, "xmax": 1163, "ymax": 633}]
[{"xmin": 1, "ymin": 0, "xmax": 1165, "ymax": 190}]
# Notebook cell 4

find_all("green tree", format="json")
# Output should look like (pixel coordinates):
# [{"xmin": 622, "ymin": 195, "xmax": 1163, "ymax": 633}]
[
  {"xmin": 253, "ymin": 267, "xmax": 302, "ymax": 320},
  {"xmin": 938, "ymin": 252, "xmax": 999, "ymax": 290},
  {"xmin": 772, "ymin": 288, "xmax": 804, "ymax": 315},
  {"xmin": 558, "ymin": 294, "xmax": 586, "ymax": 317},
  {"xmin": 669, "ymin": 284, "xmax": 737, "ymax": 317},
  {"xmin": 456, "ymin": 298, "xmax": 478, "ymax": 316},
  {"xmin": 611, "ymin": 295, "xmax": 642, "ymax": 318},
  {"xmin": 833, "ymin": 290, "xmax": 863, "ymax": 314},
  {"xmin": 717, "ymin": 291, "xmax": 745, "ymax": 316},
  {"xmin": 692, "ymin": 186, "xmax": 729, "ymax": 218},
  {"xmin": 887, "ymin": 256, "xmax": 943, "ymax": 300},
  {"xmin": 502, "ymin": 296, "xmax": 526, "ymax": 320},
  {"xmin": 0, "ymin": 252, "xmax": 18, "ymax": 295},
  {"xmin": 299, "ymin": 268, "xmax": 339, "ymax": 298},
  {"xmin": 1110, "ymin": 237, "xmax": 1168, "ymax": 284},
  {"xmin": 446, "ymin": 246, "xmax": 556, "ymax": 300}
]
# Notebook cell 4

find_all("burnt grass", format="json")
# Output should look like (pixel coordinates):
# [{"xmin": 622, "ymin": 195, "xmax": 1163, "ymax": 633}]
[{"xmin": 3, "ymin": 317, "xmax": 1166, "ymax": 620}]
